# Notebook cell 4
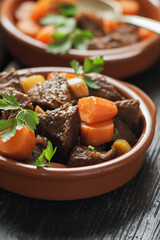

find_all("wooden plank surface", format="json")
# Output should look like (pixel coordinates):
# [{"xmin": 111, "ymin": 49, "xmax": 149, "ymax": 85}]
[{"xmin": 0, "ymin": 59, "xmax": 160, "ymax": 240}]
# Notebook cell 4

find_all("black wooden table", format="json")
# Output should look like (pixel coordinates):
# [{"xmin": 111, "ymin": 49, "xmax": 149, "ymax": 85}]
[{"xmin": 0, "ymin": 41, "xmax": 160, "ymax": 239}]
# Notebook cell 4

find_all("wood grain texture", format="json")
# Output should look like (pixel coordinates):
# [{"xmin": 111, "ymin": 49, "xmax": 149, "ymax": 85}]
[{"xmin": 0, "ymin": 59, "xmax": 160, "ymax": 240}]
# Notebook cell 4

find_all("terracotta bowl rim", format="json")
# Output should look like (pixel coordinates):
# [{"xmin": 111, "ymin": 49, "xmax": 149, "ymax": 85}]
[
  {"xmin": 0, "ymin": 0, "xmax": 159, "ymax": 61},
  {"xmin": 0, "ymin": 67, "xmax": 156, "ymax": 180}
]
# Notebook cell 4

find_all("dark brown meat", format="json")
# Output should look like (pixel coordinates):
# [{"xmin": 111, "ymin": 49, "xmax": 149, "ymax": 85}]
[
  {"xmin": 0, "ymin": 88, "xmax": 33, "ymax": 120},
  {"xmin": 37, "ymin": 104, "xmax": 81, "ymax": 162},
  {"xmin": 88, "ymin": 24, "xmax": 139, "ymax": 50},
  {"xmin": 68, "ymin": 146, "xmax": 116, "ymax": 167},
  {"xmin": 77, "ymin": 14, "xmax": 105, "ymax": 37},
  {"xmin": 88, "ymin": 74, "xmax": 123, "ymax": 101},
  {"xmin": 0, "ymin": 69, "xmax": 25, "ymax": 93},
  {"xmin": 28, "ymin": 73, "xmax": 71, "ymax": 110},
  {"xmin": 114, "ymin": 117, "xmax": 138, "ymax": 147},
  {"xmin": 115, "ymin": 99, "xmax": 140, "ymax": 133},
  {"xmin": 30, "ymin": 135, "xmax": 48, "ymax": 161}
]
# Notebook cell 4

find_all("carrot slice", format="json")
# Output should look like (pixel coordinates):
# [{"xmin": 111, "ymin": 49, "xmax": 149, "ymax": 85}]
[
  {"xmin": 81, "ymin": 120, "xmax": 114, "ymax": 146},
  {"xmin": 118, "ymin": 0, "xmax": 140, "ymax": 15},
  {"xmin": 78, "ymin": 96, "xmax": 118, "ymax": 124},
  {"xmin": 31, "ymin": 0, "xmax": 53, "ymax": 22},
  {"xmin": 138, "ymin": 28, "xmax": 154, "ymax": 40},
  {"xmin": 0, "ymin": 125, "xmax": 36, "ymax": 160},
  {"xmin": 36, "ymin": 25, "xmax": 56, "ymax": 44},
  {"xmin": 16, "ymin": 19, "xmax": 40, "ymax": 37},
  {"xmin": 103, "ymin": 20, "xmax": 119, "ymax": 32}
]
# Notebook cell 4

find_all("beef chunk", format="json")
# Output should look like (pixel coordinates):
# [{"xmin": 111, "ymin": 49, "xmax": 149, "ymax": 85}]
[
  {"xmin": 88, "ymin": 24, "xmax": 139, "ymax": 50},
  {"xmin": 0, "ymin": 69, "xmax": 25, "ymax": 93},
  {"xmin": 88, "ymin": 74, "xmax": 123, "ymax": 101},
  {"xmin": 0, "ymin": 88, "xmax": 33, "ymax": 120},
  {"xmin": 115, "ymin": 99, "xmax": 140, "ymax": 133},
  {"xmin": 77, "ymin": 14, "xmax": 105, "ymax": 37},
  {"xmin": 114, "ymin": 117, "xmax": 137, "ymax": 147},
  {"xmin": 28, "ymin": 73, "xmax": 71, "ymax": 110},
  {"xmin": 68, "ymin": 146, "xmax": 116, "ymax": 167},
  {"xmin": 37, "ymin": 105, "xmax": 80, "ymax": 161}
]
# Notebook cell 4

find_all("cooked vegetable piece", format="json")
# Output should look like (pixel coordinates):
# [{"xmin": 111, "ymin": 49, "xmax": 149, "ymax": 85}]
[
  {"xmin": 103, "ymin": 20, "xmax": 119, "ymax": 32},
  {"xmin": 138, "ymin": 28, "xmax": 154, "ymax": 40},
  {"xmin": 35, "ymin": 105, "xmax": 45, "ymax": 114},
  {"xmin": 36, "ymin": 25, "xmax": 56, "ymax": 44},
  {"xmin": 80, "ymin": 119, "xmax": 114, "ymax": 146},
  {"xmin": 67, "ymin": 78, "xmax": 89, "ymax": 98},
  {"xmin": 22, "ymin": 75, "xmax": 45, "ymax": 93},
  {"xmin": 78, "ymin": 96, "xmax": 118, "ymax": 124},
  {"xmin": 112, "ymin": 139, "xmax": 131, "ymax": 156},
  {"xmin": 31, "ymin": 0, "xmax": 53, "ymax": 21},
  {"xmin": 16, "ymin": 19, "xmax": 40, "ymax": 37},
  {"xmin": 15, "ymin": 1, "xmax": 36, "ymax": 20},
  {"xmin": 0, "ymin": 125, "xmax": 36, "ymax": 160},
  {"xmin": 118, "ymin": 0, "xmax": 140, "ymax": 15}
]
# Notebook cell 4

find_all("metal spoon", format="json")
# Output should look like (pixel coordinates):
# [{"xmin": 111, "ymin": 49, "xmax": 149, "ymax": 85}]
[{"xmin": 100, "ymin": 0, "xmax": 160, "ymax": 35}]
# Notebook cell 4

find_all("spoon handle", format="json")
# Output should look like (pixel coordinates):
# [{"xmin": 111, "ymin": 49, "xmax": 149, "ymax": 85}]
[{"xmin": 120, "ymin": 15, "xmax": 160, "ymax": 35}]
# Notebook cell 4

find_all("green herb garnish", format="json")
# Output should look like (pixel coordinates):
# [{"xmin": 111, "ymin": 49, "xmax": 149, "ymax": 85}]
[
  {"xmin": 88, "ymin": 145, "xmax": 95, "ymax": 151},
  {"xmin": 70, "ymin": 57, "xmax": 104, "ymax": 89},
  {"xmin": 40, "ymin": 11, "xmax": 93, "ymax": 55},
  {"xmin": 35, "ymin": 141, "xmax": 57, "ymax": 167},
  {"xmin": 0, "ymin": 94, "xmax": 39, "ymax": 142},
  {"xmin": 59, "ymin": 4, "xmax": 77, "ymax": 17}
]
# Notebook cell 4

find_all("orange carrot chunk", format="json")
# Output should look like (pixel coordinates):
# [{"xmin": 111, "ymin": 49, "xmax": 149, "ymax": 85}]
[
  {"xmin": 118, "ymin": 0, "xmax": 140, "ymax": 15},
  {"xmin": 81, "ymin": 120, "xmax": 114, "ymax": 146},
  {"xmin": 0, "ymin": 125, "xmax": 36, "ymax": 160},
  {"xmin": 36, "ymin": 25, "xmax": 56, "ymax": 44},
  {"xmin": 31, "ymin": 0, "xmax": 53, "ymax": 22},
  {"xmin": 138, "ymin": 28, "xmax": 154, "ymax": 40},
  {"xmin": 103, "ymin": 20, "xmax": 119, "ymax": 33},
  {"xmin": 78, "ymin": 96, "xmax": 118, "ymax": 124}
]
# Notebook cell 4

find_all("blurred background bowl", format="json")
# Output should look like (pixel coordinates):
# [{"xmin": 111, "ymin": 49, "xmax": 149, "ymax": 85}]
[{"xmin": 0, "ymin": 0, "xmax": 160, "ymax": 78}]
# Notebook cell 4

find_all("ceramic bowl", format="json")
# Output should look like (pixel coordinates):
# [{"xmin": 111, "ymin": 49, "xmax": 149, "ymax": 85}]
[
  {"xmin": 0, "ymin": 0, "xmax": 160, "ymax": 78},
  {"xmin": 0, "ymin": 67, "xmax": 156, "ymax": 200}
]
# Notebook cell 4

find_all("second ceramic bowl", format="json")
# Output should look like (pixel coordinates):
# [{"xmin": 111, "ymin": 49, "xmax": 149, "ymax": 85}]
[{"xmin": 0, "ymin": 0, "xmax": 160, "ymax": 78}]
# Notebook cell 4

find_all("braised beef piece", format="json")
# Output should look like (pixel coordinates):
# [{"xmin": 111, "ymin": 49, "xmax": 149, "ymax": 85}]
[
  {"xmin": 28, "ymin": 73, "xmax": 71, "ymax": 110},
  {"xmin": 37, "ymin": 104, "xmax": 80, "ymax": 162},
  {"xmin": 115, "ymin": 99, "xmax": 140, "ymax": 133},
  {"xmin": 30, "ymin": 135, "xmax": 48, "ymax": 160},
  {"xmin": 0, "ymin": 70, "xmax": 25, "ymax": 93},
  {"xmin": 88, "ymin": 74, "xmax": 123, "ymax": 101},
  {"xmin": 0, "ymin": 88, "xmax": 33, "ymax": 120},
  {"xmin": 77, "ymin": 14, "xmax": 105, "ymax": 37},
  {"xmin": 68, "ymin": 146, "xmax": 116, "ymax": 167},
  {"xmin": 114, "ymin": 117, "xmax": 137, "ymax": 147},
  {"xmin": 88, "ymin": 24, "xmax": 139, "ymax": 50}
]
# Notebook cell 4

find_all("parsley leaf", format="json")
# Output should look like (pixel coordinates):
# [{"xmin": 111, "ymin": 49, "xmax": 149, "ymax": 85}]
[
  {"xmin": 40, "ymin": 13, "xmax": 93, "ymax": 54},
  {"xmin": 59, "ymin": 4, "xmax": 77, "ymax": 17},
  {"xmin": 56, "ymin": 18, "xmax": 76, "ymax": 34},
  {"xmin": 47, "ymin": 36, "xmax": 72, "ymax": 55},
  {"xmin": 0, "ymin": 95, "xmax": 39, "ymax": 142},
  {"xmin": 40, "ymin": 14, "xmax": 66, "ymax": 25},
  {"xmin": 70, "ymin": 60, "xmax": 83, "ymax": 75},
  {"xmin": 83, "ymin": 77, "xmax": 100, "ymax": 89},
  {"xmin": 0, "ymin": 94, "xmax": 20, "ymax": 110},
  {"xmin": 70, "ymin": 57, "xmax": 104, "ymax": 89},
  {"xmin": 83, "ymin": 57, "xmax": 104, "ymax": 74},
  {"xmin": 35, "ymin": 141, "xmax": 57, "ymax": 167}
]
